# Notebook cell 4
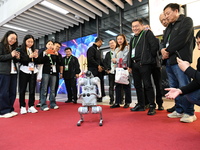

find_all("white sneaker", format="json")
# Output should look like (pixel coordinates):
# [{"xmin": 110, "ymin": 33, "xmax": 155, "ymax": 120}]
[
  {"xmin": 53, "ymin": 106, "xmax": 59, "ymax": 109},
  {"xmin": 28, "ymin": 106, "xmax": 38, "ymax": 113},
  {"xmin": 43, "ymin": 107, "xmax": 50, "ymax": 111},
  {"xmin": 10, "ymin": 111, "xmax": 18, "ymax": 116},
  {"xmin": 167, "ymin": 111, "xmax": 183, "ymax": 118},
  {"xmin": 0, "ymin": 113, "xmax": 13, "ymax": 118},
  {"xmin": 20, "ymin": 107, "xmax": 27, "ymax": 114},
  {"xmin": 180, "ymin": 114, "xmax": 197, "ymax": 123}
]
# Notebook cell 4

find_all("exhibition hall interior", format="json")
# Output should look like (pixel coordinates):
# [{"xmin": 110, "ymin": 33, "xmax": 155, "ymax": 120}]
[{"xmin": 0, "ymin": 0, "xmax": 200, "ymax": 150}]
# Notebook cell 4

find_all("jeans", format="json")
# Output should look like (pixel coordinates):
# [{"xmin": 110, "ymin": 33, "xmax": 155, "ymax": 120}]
[
  {"xmin": 0, "ymin": 74, "xmax": 17, "ymax": 115},
  {"xmin": 166, "ymin": 60, "xmax": 194, "ymax": 115},
  {"xmin": 185, "ymin": 89, "xmax": 200, "ymax": 106},
  {"xmin": 40, "ymin": 74, "xmax": 57, "ymax": 109}
]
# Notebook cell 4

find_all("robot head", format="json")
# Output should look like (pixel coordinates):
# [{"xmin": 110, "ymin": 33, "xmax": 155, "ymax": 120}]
[{"xmin": 85, "ymin": 71, "xmax": 93, "ymax": 78}]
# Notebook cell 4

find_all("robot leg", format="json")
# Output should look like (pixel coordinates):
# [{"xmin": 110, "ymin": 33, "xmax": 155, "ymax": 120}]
[
  {"xmin": 77, "ymin": 106, "xmax": 89, "ymax": 126},
  {"xmin": 91, "ymin": 106, "xmax": 103, "ymax": 126}
]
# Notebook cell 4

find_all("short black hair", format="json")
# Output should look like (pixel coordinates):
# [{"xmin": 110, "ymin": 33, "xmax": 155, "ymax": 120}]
[
  {"xmin": 196, "ymin": 30, "xmax": 200, "ymax": 39},
  {"xmin": 164, "ymin": 3, "xmax": 180, "ymax": 12},
  {"xmin": 132, "ymin": 18, "xmax": 143, "ymax": 24},
  {"xmin": 109, "ymin": 39, "xmax": 116, "ymax": 43},
  {"xmin": 65, "ymin": 47, "xmax": 72, "ymax": 51},
  {"xmin": 54, "ymin": 41, "xmax": 61, "ymax": 46},
  {"xmin": 95, "ymin": 37, "xmax": 103, "ymax": 43}
]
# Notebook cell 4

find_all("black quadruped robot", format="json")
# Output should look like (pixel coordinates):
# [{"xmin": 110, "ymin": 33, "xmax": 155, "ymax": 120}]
[{"xmin": 77, "ymin": 71, "xmax": 103, "ymax": 126}]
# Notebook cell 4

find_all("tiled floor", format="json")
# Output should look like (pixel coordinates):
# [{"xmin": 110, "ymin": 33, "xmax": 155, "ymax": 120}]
[{"xmin": 32, "ymin": 93, "xmax": 200, "ymax": 112}]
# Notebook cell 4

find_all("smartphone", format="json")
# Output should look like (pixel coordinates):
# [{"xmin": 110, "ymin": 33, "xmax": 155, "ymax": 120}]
[
  {"xmin": 16, "ymin": 47, "xmax": 21, "ymax": 52},
  {"xmin": 175, "ymin": 51, "xmax": 182, "ymax": 59}
]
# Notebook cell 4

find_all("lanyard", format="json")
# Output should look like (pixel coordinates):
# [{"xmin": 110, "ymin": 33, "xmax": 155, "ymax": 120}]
[
  {"xmin": 47, "ymin": 54, "xmax": 53, "ymax": 65},
  {"xmin": 167, "ymin": 34, "xmax": 171, "ymax": 42},
  {"xmin": 132, "ymin": 30, "xmax": 144, "ymax": 49},
  {"xmin": 65, "ymin": 56, "xmax": 72, "ymax": 65}
]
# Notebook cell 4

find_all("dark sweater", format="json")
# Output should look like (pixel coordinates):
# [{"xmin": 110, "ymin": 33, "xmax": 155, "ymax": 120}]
[{"xmin": 180, "ymin": 58, "xmax": 200, "ymax": 94}]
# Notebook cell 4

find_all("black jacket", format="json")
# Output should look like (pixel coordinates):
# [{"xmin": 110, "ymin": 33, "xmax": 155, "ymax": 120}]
[
  {"xmin": 87, "ymin": 44, "xmax": 103, "ymax": 68},
  {"xmin": 129, "ymin": 30, "xmax": 158, "ymax": 67},
  {"xmin": 161, "ymin": 15, "xmax": 194, "ymax": 65},
  {"xmin": 180, "ymin": 58, "xmax": 200, "ymax": 94},
  {"xmin": 0, "ymin": 42, "xmax": 18, "ymax": 75},
  {"xmin": 62, "ymin": 55, "xmax": 81, "ymax": 79},
  {"xmin": 18, "ymin": 48, "xmax": 40, "ymax": 66},
  {"xmin": 38, "ymin": 51, "xmax": 61, "ymax": 75}
]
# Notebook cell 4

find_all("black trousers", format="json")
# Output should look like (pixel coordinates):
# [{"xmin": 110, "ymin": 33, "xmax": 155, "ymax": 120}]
[
  {"xmin": 115, "ymin": 83, "xmax": 131, "ymax": 104},
  {"xmin": 152, "ymin": 66, "xmax": 163, "ymax": 106},
  {"xmin": 0, "ymin": 74, "xmax": 17, "ymax": 115},
  {"xmin": 64, "ymin": 78, "xmax": 78, "ymax": 101},
  {"xmin": 131, "ymin": 62, "xmax": 155, "ymax": 108},
  {"xmin": 108, "ymin": 73, "xmax": 115, "ymax": 102},
  {"xmin": 19, "ymin": 71, "xmax": 37, "ymax": 107},
  {"xmin": 55, "ymin": 73, "xmax": 59, "ymax": 97}
]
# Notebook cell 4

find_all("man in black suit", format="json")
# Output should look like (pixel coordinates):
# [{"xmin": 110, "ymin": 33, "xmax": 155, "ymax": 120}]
[{"xmin": 87, "ymin": 37, "xmax": 105, "ymax": 102}]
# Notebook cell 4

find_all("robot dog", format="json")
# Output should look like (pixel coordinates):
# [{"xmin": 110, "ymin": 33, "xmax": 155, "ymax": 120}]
[{"xmin": 77, "ymin": 71, "xmax": 103, "ymax": 126}]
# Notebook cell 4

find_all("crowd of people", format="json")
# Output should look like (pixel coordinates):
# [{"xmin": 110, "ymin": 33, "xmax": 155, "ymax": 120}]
[{"xmin": 0, "ymin": 3, "xmax": 200, "ymax": 125}]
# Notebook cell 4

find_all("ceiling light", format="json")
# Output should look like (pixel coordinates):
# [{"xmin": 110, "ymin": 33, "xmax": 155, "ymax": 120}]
[
  {"xmin": 41, "ymin": 1, "xmax": 69, "ymax": 15},
  {"xmin": 3, "ymin": 24, "xmax": 28, "ymax": 32},
  {"xmin": 105, "ymin": 30, "xmax": 118, "ymax": 36}
]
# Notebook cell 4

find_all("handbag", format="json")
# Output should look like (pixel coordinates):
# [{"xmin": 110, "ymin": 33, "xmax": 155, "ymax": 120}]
[{"xmin": 115, "ymin": 67, "xmax": 129, "ymax": 85}]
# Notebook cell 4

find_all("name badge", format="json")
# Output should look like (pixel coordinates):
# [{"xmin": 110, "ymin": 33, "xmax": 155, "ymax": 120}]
[
  {"xmin": 52, "ymin": 65, "xmax": 56, "ymax": 73},
  {"xmin": 166, "ymin": 42, "xmax": 169, "ymax": 48},
  {"xmin": 65, "ymin": 65, "xmax": 68, "ymax": 71},
  {"xmin": 28, "ymin": 62, "xmax": 34, "ymax": 71},
  {"xmin": 131, "ymin": 48, "xmax": 135, "ymax": 58}
]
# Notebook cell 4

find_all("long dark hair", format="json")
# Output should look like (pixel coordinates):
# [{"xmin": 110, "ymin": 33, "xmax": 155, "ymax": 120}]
[
  {"xmin": 116, "ymin": 34, "xmax": 128, "ymax": 51},
  {"xmin": 1, "ymin": 30, "xmax": 18, "ymax": 52},
  {"xmin": 21, "ymin": 34, "xmax": 35, "ymax": 53}
]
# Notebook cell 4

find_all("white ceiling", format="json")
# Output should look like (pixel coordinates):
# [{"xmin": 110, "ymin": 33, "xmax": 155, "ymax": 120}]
[{"xmin": 0, "ymin": 0, "xmax": 141, "ymax": 44}]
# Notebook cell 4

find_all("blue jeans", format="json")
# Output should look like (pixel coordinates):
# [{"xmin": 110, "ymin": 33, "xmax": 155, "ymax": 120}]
[
  {"xmin": 166, "ymin": 60, "xmax": 194, "ymax": 115},
  {"xmin": 185, "ymin": 89, "xmax": 200, "ymax": 106},
  {"xmin": 40, "ymin": 74, "xmax": 57, "ymax": 110}
]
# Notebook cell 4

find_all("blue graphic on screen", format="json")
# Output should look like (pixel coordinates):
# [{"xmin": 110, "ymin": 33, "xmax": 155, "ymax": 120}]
[{"xmin": 57, "ymin": 34, "xmax": 97, "ymax": 94}]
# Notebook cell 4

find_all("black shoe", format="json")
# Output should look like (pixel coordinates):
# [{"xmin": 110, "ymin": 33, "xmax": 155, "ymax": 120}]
[
  {"xmin": 36, "ymin": 103, "xmax": 41, "ymax": 107},
  {"xmin": 158, "ymin": 105, "xmax": 164, "ymax": 110},
  {"xmin": 145, "ymin": 104, "xmax": 149, "ymax": 109},
  {"xmin": 73, "ymin": 100, "xmax": 77, "ymax": 104},
  {"xmin": 167, "ymin": 105, "xmax": 175, "ymax": 112},
  {"xmin": 65, "ymin": 100, "xmax": 72, "ymax": 103},
  {"xmin": 110, "ymin": 104, "xmax": 120, "ymax": 108},
  {"xmin": 123, "ymin": 103, "xmax": 130, "ymax": 108},
  {"xmin": 109, "ymin": 101, "xmax": 114, "ymax": 105},
  {"xmin": 147, "ymin": 107, "xmax": 156, "ymax": 115},
  {"xmin": 97, "ymin": 98, "xmax": 102, "ymax": 102},
  {"xmin": 130, "ymin": 104, "xmax": 145, "ymax": 111}
]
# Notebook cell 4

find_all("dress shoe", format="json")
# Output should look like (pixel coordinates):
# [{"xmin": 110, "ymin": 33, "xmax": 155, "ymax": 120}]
[
  {"xmin": 167, "ymin": 105, "xmax": 175, "ymax": 112},
  {"xmin": 130, "ymin": 104, "xmax": 145, "ymax": 111},
  {"xmin": 147, "ymin": 107, "xmax": 156, "ymax": 115},
  {"xmin": 110, "ymin": 104, "xmax": 120, "ymax": 108},
  {"xmin": 123, "ymin": 103, "xmax": 130, "ymax": 108},
  {"xmin": 120, "ymin": 100, "xmax": 124, "ymax": 105},
  {"xmin": 158, "ymin": 105, "xmax": 164, "ymax": 110}
]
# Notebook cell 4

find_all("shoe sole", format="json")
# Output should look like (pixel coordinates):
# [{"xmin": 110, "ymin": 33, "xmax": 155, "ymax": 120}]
[{"xmin": 28, "ymin": 110, "xmax": 38, "ymax": 113}]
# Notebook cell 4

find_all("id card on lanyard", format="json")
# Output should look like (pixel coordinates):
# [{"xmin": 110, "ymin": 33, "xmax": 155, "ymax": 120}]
[
  {"xmin": 131, "ymin": 30, "xmax": 144, "ymax": 58},
  {"xmin": 65, "ymin": 56, "xmax": 72, "ymax": 71}
]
